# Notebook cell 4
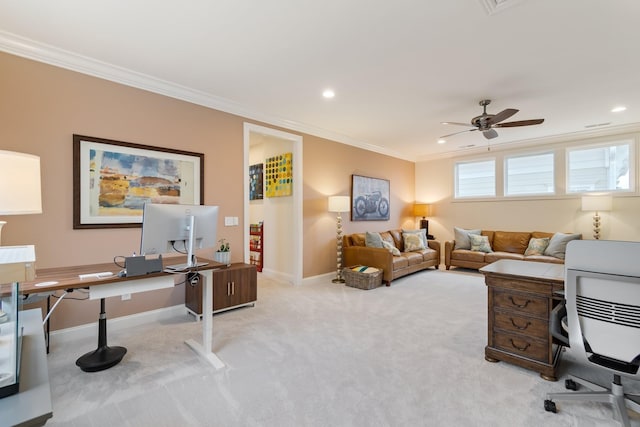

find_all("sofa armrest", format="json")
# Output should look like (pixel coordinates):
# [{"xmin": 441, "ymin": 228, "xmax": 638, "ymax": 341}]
[
  {"xmin": 427, "ymin": 240, "xmax": 441, "ymax": 266},
  {"xmin": 444, "ymin": 240, "xmax": 455, "ymax": 270},
  {"xmin": 343, "ymin": 246, "xmax": 394, "ymax": 282}
]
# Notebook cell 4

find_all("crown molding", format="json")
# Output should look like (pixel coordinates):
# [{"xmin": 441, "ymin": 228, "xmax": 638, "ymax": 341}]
[
  {"xmin": 418, "ymin": 122, "xmax": 640, "ymax": 162},
  {"xmin": 0, "ymin": 30, "xmax": 412, "ymax": 162}
]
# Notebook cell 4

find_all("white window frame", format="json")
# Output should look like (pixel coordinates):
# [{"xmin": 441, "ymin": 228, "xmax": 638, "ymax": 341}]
[
  {"xmin": 566, "ymin": 139, "xmax": 635, "ymax": 194},
  {"xmin": 454, "ymin": 158, "xmax": 496, "ymax": 199},
  {"xmin": 504, "ymin": 151, "xmax": 555, "ymax": 197}
]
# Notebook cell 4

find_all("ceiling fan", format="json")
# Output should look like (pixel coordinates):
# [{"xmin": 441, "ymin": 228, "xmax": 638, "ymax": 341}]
[{"xmin": 440, "ymin": 99, "xmax": 544, "ymax": 140}]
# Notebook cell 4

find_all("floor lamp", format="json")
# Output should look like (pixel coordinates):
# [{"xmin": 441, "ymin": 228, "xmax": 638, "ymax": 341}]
[
  {"xmin": 328, "ymin": 196, "xmax": 350, "ymax": 283},
  {"xmin": 581, "ymin": 194, "xmax": 612, "ymax": 240},
  {"xmin": 0, "ymin": 150, "xmax": 42, "ymax": 364}
]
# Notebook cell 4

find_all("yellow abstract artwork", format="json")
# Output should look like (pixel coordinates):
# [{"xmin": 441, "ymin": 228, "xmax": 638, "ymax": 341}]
[{"xmin": 265, "ymin": 152, "xmax": 292, "ymax": 197}]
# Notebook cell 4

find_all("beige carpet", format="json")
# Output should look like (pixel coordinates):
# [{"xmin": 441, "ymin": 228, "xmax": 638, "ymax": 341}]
[{"xmin": 44, "ymin": 269, "xmax": 639, "ymax": 426}]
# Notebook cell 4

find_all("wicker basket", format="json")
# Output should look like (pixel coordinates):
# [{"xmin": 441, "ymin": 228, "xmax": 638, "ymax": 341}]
[{"xmin": 343, "ymin": 266, "xmax": 383, "ymax": 290}]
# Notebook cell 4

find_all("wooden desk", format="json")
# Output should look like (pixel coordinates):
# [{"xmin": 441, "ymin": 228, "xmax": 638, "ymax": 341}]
[
  {"xmin": 0, "ymin": 309, "xmax": 53, "ymax": 427},
  {"xmin": 480, "ymin": 260, "xmax": 564, "ymax": 381},
  {"xmin": 21, "ymin": 258, "xmax": 226, "ymax": 371}
]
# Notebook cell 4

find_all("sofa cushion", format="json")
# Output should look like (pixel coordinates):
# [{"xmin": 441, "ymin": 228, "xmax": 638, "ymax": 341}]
[
  {"xmin": 492, "ymin": 231, "xmax": 531, "ymax": 254},
  {"xmin": 365, "ymin": 231, "xmax": 384, "ymax": 248},
  {"xmin": 402, "ymin": 251, "xmax": 425, "ymax": 266},
  {"xmin": 388, "ymin": 229, "xmax": 404, "ymax": 251},
  {"xmin": 350, "ymin": 233, "xmax": 366, "ymax": 247},
  {"xmin": 524, "ymin": 237, "xmax": 550, "ymax": 256},
  {"xmin": 451, "ymin": 249, "xmax": 486, "ymax": 263},
  {"xmin": 417, "ymin": 248, "xmax": 438, "ymax": 262},
  {"xmin": 524, "ymin": 254, "xmax": 564, "ymax": 264},
  {"xmin": 544, "ymin": 232, "xmax": 582, "ymax": 259},
  {"xmin": 531, "ymin": 231, "xmax": 554, "ymax": 239},
  {"xmin": 469, "ymin": 234, "xmax": 492, "ymax": 253},
  {"xmin": 454, "ymin": 226, "xmax": 481, "ymax": 250},
  {"xmin": 382, "ymin": 240, "xmax": 401, "ymax": 256},
  {"xmin": 391, "ymin": 255, "xmax": 409, "ymax": 269},
  {"xmin": 485, "ymin": 252, "xmax": 525, "ymax": 263}
]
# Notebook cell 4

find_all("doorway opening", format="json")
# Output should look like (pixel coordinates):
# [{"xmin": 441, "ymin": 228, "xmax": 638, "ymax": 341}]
[{"xmin": 243, "ymin": 123, "xmax": 302, "ymax": 285}]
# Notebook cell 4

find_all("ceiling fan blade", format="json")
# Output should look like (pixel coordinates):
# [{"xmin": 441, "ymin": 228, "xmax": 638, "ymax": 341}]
[
  {"xmin": 494, "ymin": 118, "xmax": 544, "ymax": 128},
  {"xmin": 441, "ymin": 121, "xmax": 475, "ymax": 127},
  {"xmin": 487, "ymin": 108, "xmax": 518, "ymax": 125},
  {"xmin": 482, "ymin": 129, "xmax": 498, "ymax": 139},
  {"xmin": 439, "ymin": 128, "xmax": 478, "ymax": 138}
]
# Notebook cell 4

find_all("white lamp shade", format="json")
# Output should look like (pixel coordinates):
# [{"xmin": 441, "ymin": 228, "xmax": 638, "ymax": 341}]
[
  {"xmin": 581, "ymin": 194, "xmax": 612, "ymax": 212},
  {"xmin": 328, "ymin": 196, "xmax": 350, "ymax": 213},
  {"xmin": 0, "ymin": 151, "xmax": 43, "ymax": 215}
]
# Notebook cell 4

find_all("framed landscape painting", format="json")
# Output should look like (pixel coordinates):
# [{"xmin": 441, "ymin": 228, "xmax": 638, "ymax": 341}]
[
  {"xmin": 73, "ymin": 135, "xmax": 204, "ymax": 229},
  {"xmin": 351, "ymin": 175, "xmax": 390, "ymax": 221}
]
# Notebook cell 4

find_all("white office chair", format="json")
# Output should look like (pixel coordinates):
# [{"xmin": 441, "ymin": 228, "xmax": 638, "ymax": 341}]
[{"xmin": 544, "ymin": 240, "xmax": 640, "ymax": 426}]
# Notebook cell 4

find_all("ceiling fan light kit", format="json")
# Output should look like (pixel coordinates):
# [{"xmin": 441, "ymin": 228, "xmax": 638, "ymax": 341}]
[{"xmin": 440, "ymin": 99, "xmax": 544, "ymax": 142}]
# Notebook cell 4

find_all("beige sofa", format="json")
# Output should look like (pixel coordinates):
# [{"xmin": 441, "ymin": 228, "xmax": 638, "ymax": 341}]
[
  {"xmin": 343, "ymin": 229, "xmax": 440, "ymax": 285},
  {"xmin": 445, "ymin": 230, "xmax": 580, "ymax": 270}
]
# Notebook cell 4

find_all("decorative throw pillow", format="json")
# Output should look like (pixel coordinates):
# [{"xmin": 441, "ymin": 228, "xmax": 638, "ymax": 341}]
[
  {"xmin": 544, "ymin": 233, "xmax": 582, "ymax": 259},
  {"xmin": 469, "ymin": 234, "xmax": 492, "ymax": 253},
  {"xmin": 365, "ymin": 231, "xmax": 384, "ymax": 248},
  {"xmin": 403, "ymin": 232, "xmax": 426, "ymax": 252},
  {"xmin": 402, "ymin": 229, "xmax": 428, "ymax": 248},
  {"xmin": 454, "ymin": 226, "xmax": 482, "ymax": 250},
  {"xmin": 524, "ymin": 237, "xmax": 550, "ymax": 256},
  {"xmin": 382, "ymin": 240, "xmax": 401, "ymax": 256}
]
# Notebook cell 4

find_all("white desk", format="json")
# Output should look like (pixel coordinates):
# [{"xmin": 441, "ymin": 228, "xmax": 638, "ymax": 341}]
[{"xmin": 21, "ymin": 259, "xmax": 225, "ymax": 371}]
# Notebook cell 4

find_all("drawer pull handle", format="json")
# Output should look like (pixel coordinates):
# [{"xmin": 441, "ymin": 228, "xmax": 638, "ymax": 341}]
[
  {"xmin": 509, "ymin": 296, "xmax": 532, "ymax": 308},
  {"xmin": 510, "ymin": 318, "xmax": 531, "ymax": 330},
  {"xmin": 509, "ymin": 339, "xmax": 530, "ymax": 352}
]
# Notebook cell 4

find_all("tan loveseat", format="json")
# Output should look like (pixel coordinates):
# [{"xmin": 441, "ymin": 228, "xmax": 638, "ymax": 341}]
[
  {"xmin": 445, "ymin": 230, "xmax": 580, "ymax": 270},
  {"xmin": 343, "ymin": 229, "xmax": 440, "ymax": 285}
]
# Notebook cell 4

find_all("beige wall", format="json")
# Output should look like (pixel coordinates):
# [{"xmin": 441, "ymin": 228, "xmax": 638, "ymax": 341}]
[
  {"xmin": 0, "ymin": 52, "xmax": 415, "ymax": 330},
  {"xmin": 416, "ymin": 134, "xmax": 640, "ymax": 258}
]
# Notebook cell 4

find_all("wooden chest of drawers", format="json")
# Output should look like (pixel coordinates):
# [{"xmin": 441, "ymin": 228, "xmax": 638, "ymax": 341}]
[{"xmin": 480, "ymin": 260, "xmax": 564, "ymax": 381}]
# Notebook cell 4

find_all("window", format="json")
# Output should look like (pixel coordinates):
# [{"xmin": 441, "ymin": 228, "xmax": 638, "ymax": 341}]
[
  {"xmin": 567, "ymin": 142, "xmax": 631, "ymax": 193},
  {"xmin": 505, "ymin": 152, "xmax": 554, "ymax": 196},
  {"xmin": 455, "ymin": 159, "xmax": 495, "ymax": 198}
]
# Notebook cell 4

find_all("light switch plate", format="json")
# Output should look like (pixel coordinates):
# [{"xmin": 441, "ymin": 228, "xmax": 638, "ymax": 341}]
[{"xmin": 224, "ymin": 216, "xmax": 234, "ymax": 226}]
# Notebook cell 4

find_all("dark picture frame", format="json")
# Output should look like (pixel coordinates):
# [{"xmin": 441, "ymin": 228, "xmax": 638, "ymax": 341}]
[
  {"xmin": 73, "ymin": 134, "xmax": 204, "ymax": 229},
  {"xmin": 351, "ymin": 174, "xmax": 390, "ymax": 221}
]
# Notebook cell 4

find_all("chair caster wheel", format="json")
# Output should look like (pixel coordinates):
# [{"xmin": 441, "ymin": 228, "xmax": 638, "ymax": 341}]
[
  {"xmin": 544, "ymin": 399, "xmax": 557, "ymax": 413},
  {"xmin": 565, "ymin": 379, "xmax": 578, "ymax": 390}
]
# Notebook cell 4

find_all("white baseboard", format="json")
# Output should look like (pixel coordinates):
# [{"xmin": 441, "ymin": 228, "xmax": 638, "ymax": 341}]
[
  {"xmin": 302, "ymin": 272, "xmax": 336, "ymax": 285},
  {"xmin": 49, "ymin": 304, "xmax": 187, "ymax": 345}
]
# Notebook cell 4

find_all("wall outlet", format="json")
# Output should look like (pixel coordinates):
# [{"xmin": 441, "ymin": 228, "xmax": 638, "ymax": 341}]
[{"xmin": 121, "ymin": 293, "xmax": 131, "ymax": 301}]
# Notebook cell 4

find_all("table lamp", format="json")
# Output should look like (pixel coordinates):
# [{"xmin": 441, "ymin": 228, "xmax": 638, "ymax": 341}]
[
  {"xmin": 0, "ymin": 150, "xmax": 43, "ymax": 245},
  {"xmin": 414, "ymin": 203, "xmax": 431, "ymax": 234},
  {"xmin": 328, "ymin": 196, "xmax": 350, "ymax": 283},
  {"xmin": 581, "ymin": 194, "xmax": 612, "ymax": 240}
]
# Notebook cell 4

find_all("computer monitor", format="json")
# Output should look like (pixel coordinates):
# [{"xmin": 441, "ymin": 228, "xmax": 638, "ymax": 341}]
[{"xmin": 140, "ymin": 203, "xmax": 219, "ymax": 270}]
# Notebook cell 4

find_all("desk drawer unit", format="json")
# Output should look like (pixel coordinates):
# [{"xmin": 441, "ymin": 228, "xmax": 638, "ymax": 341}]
[
  {"xmin": 185, "ymin": 263, "xmax": 257, "ymax": 317},
  {"xmin": 484, "ymin": 273, "xmax": 562, "ymax": 381}
]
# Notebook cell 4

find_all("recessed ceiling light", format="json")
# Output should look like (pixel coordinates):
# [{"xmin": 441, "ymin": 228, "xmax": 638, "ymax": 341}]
[
  {"xmin": 322, "ymin": 89, "xmax": 335, "ymax": 99},
  {"xmin": 437, "ymin": 139, "xmax": 446, "ymax": 144},
  {"xmin": 611, "ymin": 106, "xmax": 627, "ymax": 113}
]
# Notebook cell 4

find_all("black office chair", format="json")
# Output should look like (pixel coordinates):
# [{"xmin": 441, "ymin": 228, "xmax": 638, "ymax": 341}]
[{"xmin": 544, "ymin": 240, "xmax": 640, "ymax": 426}]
